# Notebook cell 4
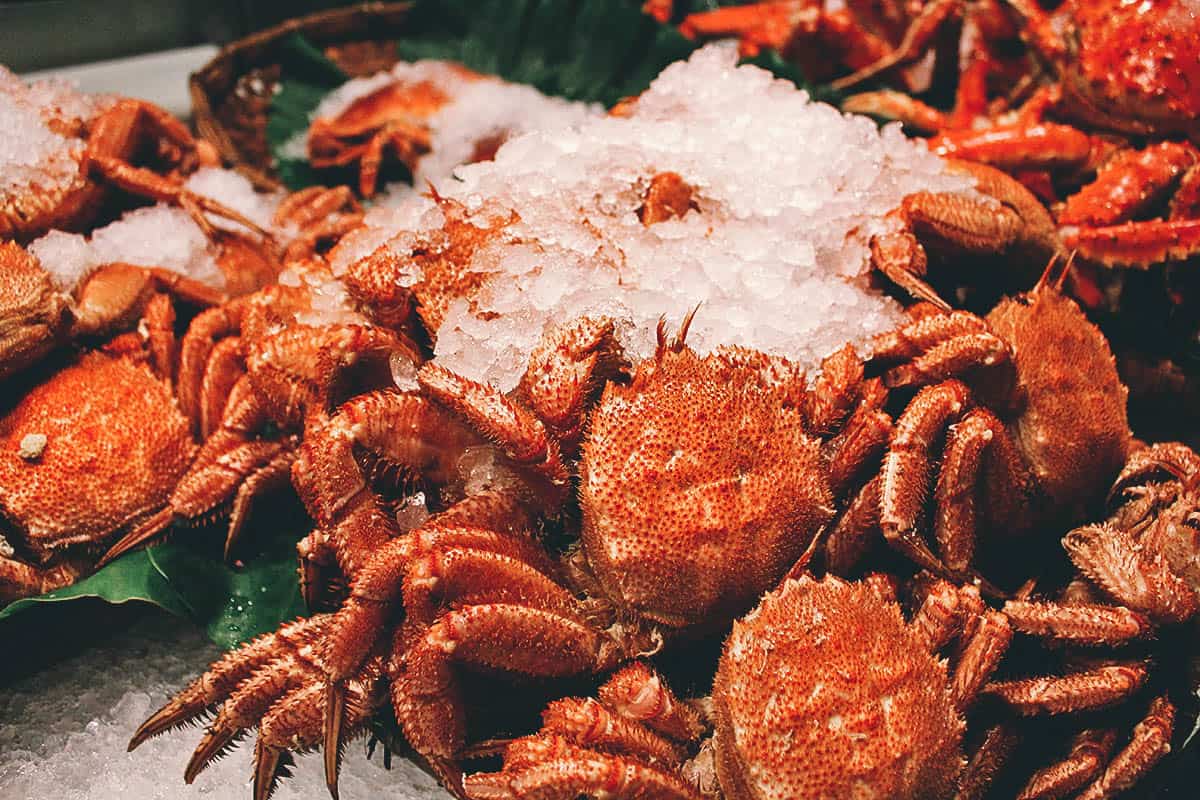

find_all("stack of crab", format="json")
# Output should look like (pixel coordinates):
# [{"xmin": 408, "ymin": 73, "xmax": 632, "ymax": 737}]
[
  {"xmin": 3, "ymin": 29, "xmax": 1200, "ymax": 800},
  {"xmin": 672, "ymin": 0, "xmax": 1200, "ymax": 445}
]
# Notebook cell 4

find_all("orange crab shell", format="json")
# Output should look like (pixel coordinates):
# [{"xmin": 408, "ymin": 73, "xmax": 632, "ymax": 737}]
[
  {"xmin": 0, "ymin": 241, "xmax": 69, "ymax": 382},
  {"xmin": 984, "ymin": 283, "xmax": 1130, "ymax": 516},
  {"xmin": 1060, "ymin": 0, "xmax": 1200, "ymax": 138},
  {"xmin": 579, "ymin": 346, "xmax": 833, "ymax": 631},
  {"xmin": 713, "ymin": 575, "xmax": 965, "ymax": 800},
  {"xmin": 0, "ymin": 351, "xmax": 194, "ymax": 559}
]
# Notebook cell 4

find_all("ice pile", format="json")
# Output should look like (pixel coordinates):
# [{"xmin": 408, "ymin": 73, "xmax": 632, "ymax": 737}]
[
  {"xmin": 0, "ymin": 615, "xmax": 449, "ymax": 800},
  {"xmin": 284, "ymin": 59, "xmax": 601, "ymax": 198},
  {"xmin": 340, "ymin": 44, "xmax": 980, "ymax": 391},
  {"xmin": 0, "ymin": 67, "xmax": 101, "ymax": 203},
  {"xmin": 27, "ymin": 168, "xmax": 282, "ymax": 293}
]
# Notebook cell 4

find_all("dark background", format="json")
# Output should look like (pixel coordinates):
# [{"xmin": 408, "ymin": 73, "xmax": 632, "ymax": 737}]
[{"xmin": 0, "ymin": 0, "xmax": 358, "ymax": 72}]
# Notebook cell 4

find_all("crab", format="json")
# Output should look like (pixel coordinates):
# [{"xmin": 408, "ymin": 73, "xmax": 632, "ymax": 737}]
[
  {"xmin": 468, "ymin": 573, "xmax": 1015, "ymax": 799},
  {"xmin": 675, "ymin": 0, "xmax": 1025, "ymax": 97},
  {"xmin": 0, "ymin": 295, "xmax": 195, "ymax": 602},
  {"xmin": 307, "ymin": 65, "xmax": 495, "ymax": 198},
  {"xmin": 95, "ymin": 261, "xmax": 423, "ymax": 567},
  {"xmin": 839, "ymin": 256, "xmax": 1132, "ymax": 587},
  {"xmin": 848, "ymin": 0, "xmax": 1200, "ymax": 271},
  {"xmin": 979, "ymin": 443, "xmax": 1200, "ymax": 798},
  {"xmin": 131, "ymin": 315, "xmax": 898, "ymax": 798},
  {"xmin": 0, "ymin": 69, "xmax": 264, "ymax": 243},
  {"xmin": 0, "ymin": 254, "xmax": 404, "ymax": 601},
  {"xmin": 0, "ymin": 183, "xmax": 365, "ymax": 383}
]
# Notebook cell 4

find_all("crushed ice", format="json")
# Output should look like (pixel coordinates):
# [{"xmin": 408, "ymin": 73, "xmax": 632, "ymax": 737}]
[
  {"xmin": 0, "ymin": 616, "xmax": 449, "ymax": 799},
  {"xmin": 335, "ymin": 44, "xmax": 979, "ymax": 391}
]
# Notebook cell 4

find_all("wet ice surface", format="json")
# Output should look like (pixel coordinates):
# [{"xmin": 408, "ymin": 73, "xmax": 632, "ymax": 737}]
[{"xmin": 0, "ymin": 614, "xmax": 450, "ymax": 800}]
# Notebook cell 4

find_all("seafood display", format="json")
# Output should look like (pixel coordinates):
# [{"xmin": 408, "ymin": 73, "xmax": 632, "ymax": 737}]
[{"xmin": 4, "ymin": 6, "xmax": 1200, "ymax": 800}]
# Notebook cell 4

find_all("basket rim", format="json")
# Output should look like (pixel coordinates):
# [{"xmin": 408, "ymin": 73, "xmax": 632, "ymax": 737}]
[{"xmin": 189, "ymin": 1, "xmax": 414, "ymax": 189}]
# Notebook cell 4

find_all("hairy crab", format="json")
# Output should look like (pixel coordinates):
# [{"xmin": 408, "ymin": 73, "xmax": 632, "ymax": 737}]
[
  {"xmin": 308, "ymin": 77, "xmax": 458, "ymax": 198},
  {"xmin": 95, "ymin": 259, "xmax": 422, "ymax": 567},
  {"xmin": 982, "ymin": 443, "xmax": 1200, "ymax": 799},
  {"xmin": 0, "ymin": 294, "xmax": 195, "ymax": 602},
  {"xmin": 131, "ymin": 316, "xmax": 896, "ymax": 797},
  {"xmin": 468, "ymin": 573, "xmax": 1014, "ymax": 799},
  {"xmin": 835, "ymin": 258, "xmax": 1131, "ymax": 587}
]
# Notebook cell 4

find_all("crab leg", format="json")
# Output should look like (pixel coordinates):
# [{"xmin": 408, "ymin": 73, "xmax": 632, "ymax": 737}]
[
  {"xmin": 830, "ymin": 0, "xmax": 961, "ymax": 91},
  {"xmin": 177, "ymin": 297, "xmax": 251, "ymax": 432},
  {"xmin": 934, "ymin": 407, "xmax": 1034, "ymax": 575},
  {"xmin": 823, "ymin": 474, "xmax": 882, "ymax": 574},
  {"xmin": 197, "ymin": 337, "xmax": 245, "ymax": 439},
  {"xmin": 129, "ymin": 615, "xmax": 333, "ymax": 750},
  {"xmin": 678, "ymin": 1, "xmax": 817, "ymax": 57},
  {"xmin": 950, "ymin": 609, "xmax": 1011, "ymax": 708},
  {"xmin": 910, "ymin": 579, "xmax": 964, "ymax": 651},
  {"xmin": 843, "ymin": 90, "xmax": 948, "ymax": 134},
  {"xmin": 1063, "ymin": 218, "xmax": 1200, "ymax": 268},
  {"xmin": 390, "ymin": 604, "xmax": 619, "ymax": 777},
  {"xmin": 419, "ymin": 363, "xmax": 569, "ymax": 489},
  {"xmin": 929, "ymin": 123, "xmax": 1093, "ymax": 172},
  {"xmin": 983, "ymin": 663, "xmax": 1148, "ymax": 715},
  {"xmin": 88, "ymin": 155, "xmax": 273, "ymax": 240},
  {"xmin": 540, "ymin": 697, "xmax": 686, "ymax": 765},
  {"xmin": 1018, "ymin": 729, "xmax": 1119, "ymax": 800},
  {"xmin": 958, "ymin": 724, "xmax": 1019, "ymax": 800},
  {"xmin": 274, "ymin": 185, "xmax": 361, "ymax": 230},
  {"xmin": 879, "ymin": 380, "xmax": 971, "ymax": 575},
  {"xmin": 464, "ymin": 736, "xmax": 704, "ymax": 800},
  {"xmin": 871, "ymin": 310, "xmax": 1007, "ymax": 389},
  {"xmin": 597, "ymin": 661, "xmax": 707, "ymax": 742},
  {"xmin": 1003, "ymin": 600, "xmax": 1152, "ymax": 646},
  {"xmin": 1108, "ymin": 441, "xmax": 1200, "ymax": 500},
  {"xmin": 1076, "ymin": 696, "xmax": 1174, "ymax": 800},
  {"xmin": 1059, "ymin": 142, "xmax": 1199, "ymax": 227}
]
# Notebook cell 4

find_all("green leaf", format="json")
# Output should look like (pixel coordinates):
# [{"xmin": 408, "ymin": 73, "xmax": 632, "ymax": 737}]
[
  {"xmin": 0, "ymin": 525, "xmax": 305, "ymax": 650},
  {"xmin": 266, "ymin": 33, "xmax": 349, "ymax": 193},
  {"xmin": 266, "ymin": 0, "xmax": 838, "ymax": 191},
  {"xmin": 0, "ymin": 547, "xmax": 191, "ymax": 622}
]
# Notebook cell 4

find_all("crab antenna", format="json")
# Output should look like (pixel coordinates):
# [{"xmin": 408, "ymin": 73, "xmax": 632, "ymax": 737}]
[{"xmin": 1035, "ymin": 251, "xmax": 1074, "ymax": 292}]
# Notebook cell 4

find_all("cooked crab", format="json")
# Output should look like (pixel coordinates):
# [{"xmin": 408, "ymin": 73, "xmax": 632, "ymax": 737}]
[
  {"xmin": 837, "ymin": 257, "xmax": 1131, "ymax": 587},
  {"xmin": 96, "ymin": 262, "xmax": 422, "ymax": 567},
  {"xmin": 849, "ymin": 0, "xmax": 1200, "ymax": 270},
  {"xmin": 468, "ymin": 573, "xmax": 1013, "ymax": 799},
  {"xmin": 980, "ymin": 443, "xmax": 1200, "ymax": 799},
  {"xmin": 676, "ymin": 0, "xmax": 1024, "ymax": 98},
  {"xmin": 0, "ymin": 296, "xmax": 195, "ymax": 602},
  {"xmin": 131, "ymin": 316, "xmax": 895, "ymax": 798},
  {"xmin": 0, "ymin": 69, "xmax": 264, "ymax": 243},
  {"xmin": 0, "ymin": 183, "xmax": 366, "ymax": 383}
]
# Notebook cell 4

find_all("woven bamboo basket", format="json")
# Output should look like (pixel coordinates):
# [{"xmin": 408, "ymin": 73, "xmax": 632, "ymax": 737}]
[{"xmin": 189, "ymin": 2, "xmax": 413, "ymax": 189}]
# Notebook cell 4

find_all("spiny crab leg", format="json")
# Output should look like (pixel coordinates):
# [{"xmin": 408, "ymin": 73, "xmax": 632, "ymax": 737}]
[
  {"xmin": 983, "ymin": 663, "xmax": 1149, "ymax": 716},
  {"xmin": 1018, "ymin": 729, "xmax": 1120, "ymax": 800},
  {"xmin": 1062, "ymin": 218, "xmax": 1200, "ymax": 268}
]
